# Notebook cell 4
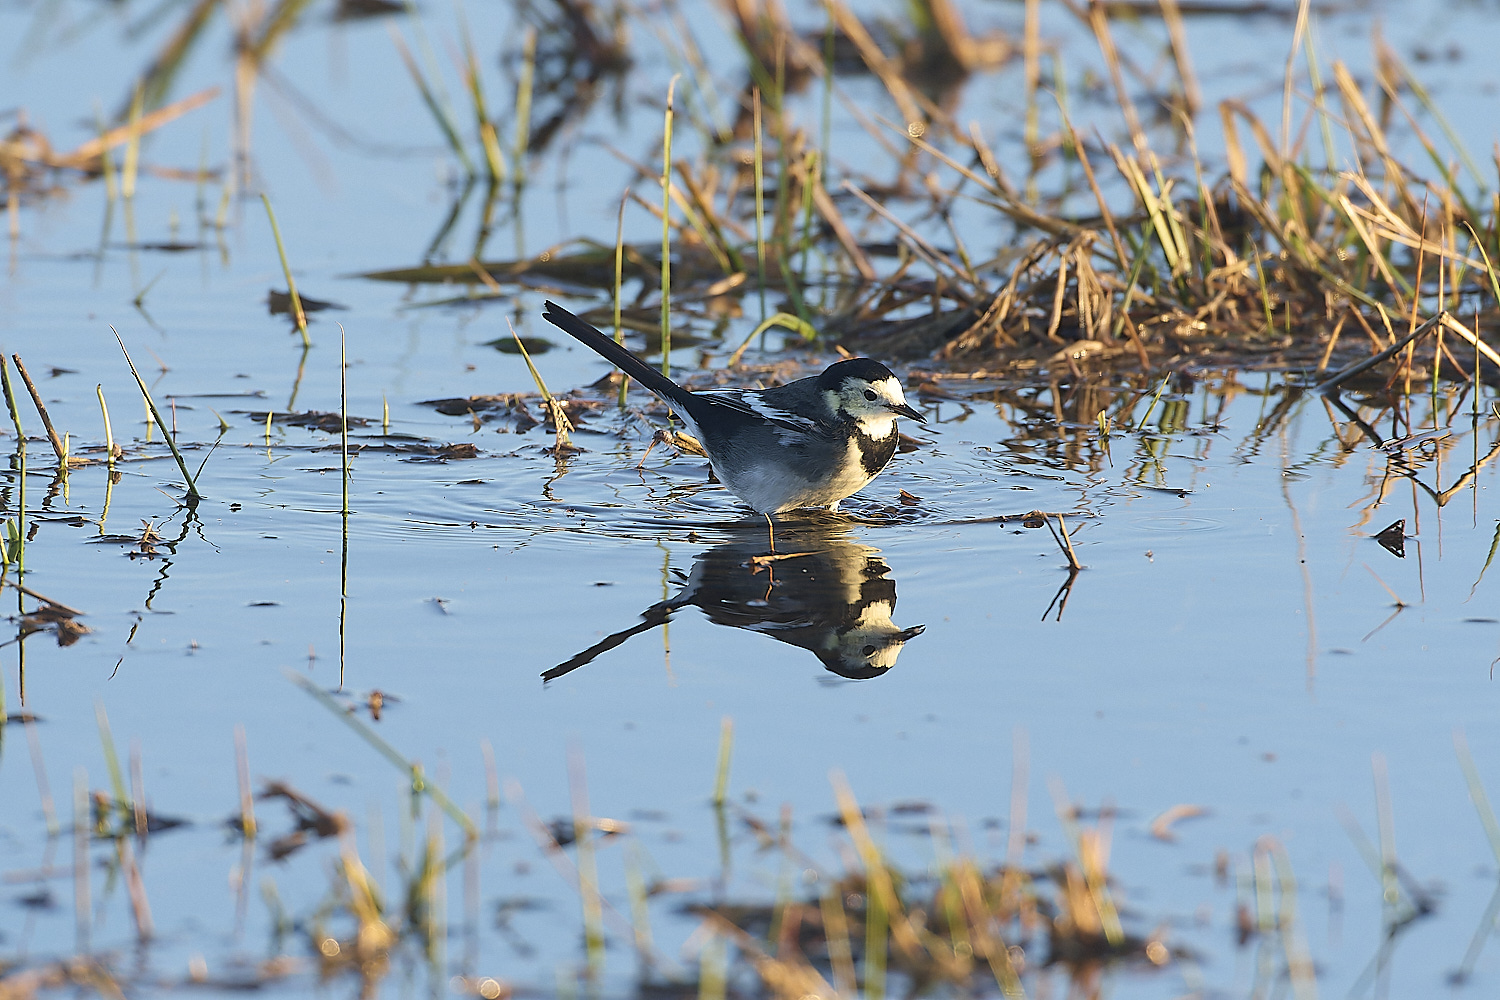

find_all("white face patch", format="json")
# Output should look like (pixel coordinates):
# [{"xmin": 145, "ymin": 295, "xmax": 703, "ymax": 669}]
[
  {"xmin": 828, "ymin": 376, "xmax": 911, "ymax": 437},
  {"xmin": 822, "ymin": 598, "xmax": 917, "ymax": 674},
  {"xmin": 842, "ymin": 376, "xmax": 908, "ymax": 415}
]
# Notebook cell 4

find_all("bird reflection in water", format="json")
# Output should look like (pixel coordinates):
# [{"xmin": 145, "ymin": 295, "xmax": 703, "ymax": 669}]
[{"xmin": 543, "ymin": 524, "xmax": 924, "ymax": 682}]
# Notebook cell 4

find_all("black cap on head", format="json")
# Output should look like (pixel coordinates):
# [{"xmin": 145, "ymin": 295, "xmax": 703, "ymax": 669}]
[
  {"xmin": 815, "ymin": 647, "xmax": 892, "ymax": 680},
  {"xmin": 817, "ymin": 358, "xmax": 896, "ymax": 389}
]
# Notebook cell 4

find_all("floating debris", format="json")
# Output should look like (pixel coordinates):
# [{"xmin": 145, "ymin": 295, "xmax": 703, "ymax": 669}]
[
  {"xmin": 1375, "ymin": 519, "xmax": 1407, "ymax": 558},
  {"xmin": 268, "ymin": 289, "xmax": 346, "ymax": 315},
  {"xmin": 243, "ymin": 410, "xmax": 372, "ymax": 432}
]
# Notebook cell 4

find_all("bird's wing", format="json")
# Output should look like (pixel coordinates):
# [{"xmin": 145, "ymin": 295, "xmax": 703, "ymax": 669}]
[{"xmin": 694, "ymin": 388, "xmax": 834, "ymax": 439}]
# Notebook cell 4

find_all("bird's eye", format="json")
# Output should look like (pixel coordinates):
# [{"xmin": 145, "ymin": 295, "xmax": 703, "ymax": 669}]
[
  {"xmin": 861, "ymin": 644, "xmax": 877, "ymax": 656},
  {"xmin": 863, "ymin": 389, "xmax": 877, "ymax": 401}
]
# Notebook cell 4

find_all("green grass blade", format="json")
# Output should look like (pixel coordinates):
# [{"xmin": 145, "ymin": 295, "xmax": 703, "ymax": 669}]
[
  {"xmin": 660, "ymin": 76, "xmax": 680, "ymax": 377},
  {"xmin": 287, "ymin": 671, "xmax": 476, "ymax": 840},
  {"xmin": 260, "ymin": 194, "xmax": 310, "ymax": 347},
  {"xmin": 112, "ymin": 327, "xmax": 201, "ymax": 506},
  {"xmin": 391, "ymin": 29, "xmax": 474, "ymax": 177},
  {"xmin": 726, "ymin": 312, "xmax": 816, "ymax": 368}
]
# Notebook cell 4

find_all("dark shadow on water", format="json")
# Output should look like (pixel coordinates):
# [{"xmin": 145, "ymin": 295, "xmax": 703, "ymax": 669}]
[{"xmin": 543, "ymin": 522, "xmax": 924, "ymax": 683}]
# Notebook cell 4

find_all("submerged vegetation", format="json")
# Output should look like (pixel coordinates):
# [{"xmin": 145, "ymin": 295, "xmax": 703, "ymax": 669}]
[{"xmin": 8, "ymin": 689, "xmax": 1500, "ymax": 999}]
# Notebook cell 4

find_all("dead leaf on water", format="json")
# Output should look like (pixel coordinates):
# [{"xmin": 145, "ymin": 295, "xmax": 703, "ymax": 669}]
[
  {"xmin": 486, "ymin": 336, "xmax": 554, "ymax": 355},
  {"xmin": 401, "ymin": 443, "xmax": 480, "ymax": 463},
  {"xmin": 256, "ymin": 780, "xmax": 347, "ymax": 860},
  {"xmin": 242, "ymin": 410, "xmax": 372, "ymax": 432},
  {"xmin": 268, "ymin": 290, "xmax": 345, "ymax": 315}
]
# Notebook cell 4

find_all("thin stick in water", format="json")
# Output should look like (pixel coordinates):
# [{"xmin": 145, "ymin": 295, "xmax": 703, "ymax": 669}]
[
  {"xmin": 660, "ymin": 76, "xmax": 680, "ymax": 377},
  {"xmin": 340, "ymin": 325, "xmax": 349, "ymax": 517},
  {"xmin": 74, "ymin": 767, "xmax": 91, "ymax": 954},
  {"xmin": 513, "ymin": 28, "xmax": 537, "ymax": 189},
  {"xmin": 614, "ymin": 194, "xmax": 629, "ymax": 408},
  {"xmin": 287, "ymin": 670, "xmax": 477, "ymax": 839},
  {"xmin": 24, "ymin": 716, "xmax": 59, "ymax": 836},
  {"xmin": 508, "ymin": 320, "xmax": 573, "ymax": 452},
  {"xmin": 11, "ymin": 355, "xmax": 67, "ymax": 466},
  {"xmin": 712, "ymin": 716, "xmax": 734, "ymax": 806},
  {"xmin": 0, "ymin": 358, "xmax": 26, "ymax": 575},
  {"xmin": 119, "ymin": 833, "xmax": 154, "ymax": 942},
  {"xmin": 480, "ymin": 738, "xmax": 500, "ymax": 834},
  {"xmin": 753, "ymin": 87, "xmax": 767, "ymax": 324},
  {"xmin": 112, "ymin": 327, "xmax": 201, "ymax": 505},
  {"xmin": 121, "ymin": 84, "xmax": 143, "ymax": 201},
  {"xmin": 1316, "ymin": 313, "xmax": 1445, "ymax": 393},
  {"xmin": 235, "ymin": 724, "xmax": 256, "ymax": 838},
  {"xmin": 260, "ymin": 194, "xmax": 310, "ymax": 347},
  {"xmin": 1050, "ymin": 514, "xmax": 1083, "ymax": 571},
  {"xmin": 569, "ymin": 746, "xmax": 605, "ymax": 976},
  {"xmin": 129, "ymin": 739, "xmax": 147, "ymax": 839},
  {"xmin": 97, "ymin": 385, "xmax": 117, "ymax": 467}
]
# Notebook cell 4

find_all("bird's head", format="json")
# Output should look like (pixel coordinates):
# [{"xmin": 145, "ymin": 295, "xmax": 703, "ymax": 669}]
[
  {"xmin": 816, "ymin": 612, "xmax": 926, "ymax": 679},
  {"xmin": 818, "ymin": 359, "xmax": 925, "ymax": 432}
]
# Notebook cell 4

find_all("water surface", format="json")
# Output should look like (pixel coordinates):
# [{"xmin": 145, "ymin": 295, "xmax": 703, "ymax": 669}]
[{"xmin": 4, "ymin": 0, "xmax": 1500, "ymax": 996}]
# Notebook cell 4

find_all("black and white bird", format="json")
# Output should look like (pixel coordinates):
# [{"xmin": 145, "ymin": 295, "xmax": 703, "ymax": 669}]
[
  {"xmin": 542, "ymin": 525, "xmax": 925, "ymax": 682},
  {"xmin": 541, "ymin": 301, "xmax": 925, "ymax": 514}
]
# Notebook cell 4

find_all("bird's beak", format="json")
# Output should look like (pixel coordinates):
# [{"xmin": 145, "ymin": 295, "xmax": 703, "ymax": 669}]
[
  {"xmin": 889, "ymin": 401, "xmax": 926, "ymax": 422},
  {"xmin": 895, "ymin": 624, "xmax": 926, "ymax": 642}
]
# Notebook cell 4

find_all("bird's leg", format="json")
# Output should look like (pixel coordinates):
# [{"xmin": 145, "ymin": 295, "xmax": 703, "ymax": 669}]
[{"xmin": 761, "ymin": 512, "xmax": 778, "ymax": 598}]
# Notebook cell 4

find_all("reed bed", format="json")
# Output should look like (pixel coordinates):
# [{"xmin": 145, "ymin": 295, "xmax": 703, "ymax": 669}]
[
  {"xmin": 10, "ymin": 0, "xmax": 1496, "ymax": 393},
  {"xmin": 347, "ymin": 0, "xmax": 1500, "ymax": 402}
]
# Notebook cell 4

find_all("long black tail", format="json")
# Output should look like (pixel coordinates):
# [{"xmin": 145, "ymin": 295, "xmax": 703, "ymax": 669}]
[
  {"xmin": 542, "ymin": 600, "xmax": 678, "ymax": 682},
  {"xmin": 541, "ymin": 301, "xmax": 692, "ymax": 410}
]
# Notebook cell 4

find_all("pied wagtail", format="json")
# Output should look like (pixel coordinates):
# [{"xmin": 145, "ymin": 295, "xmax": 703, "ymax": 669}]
[
  {"xmin": 541, "ymin": 301, "xmax": 926, "ymax": 514},
  {"xmin": 543, "ymin": 525, "xmax": 925, "ymax": 682}
]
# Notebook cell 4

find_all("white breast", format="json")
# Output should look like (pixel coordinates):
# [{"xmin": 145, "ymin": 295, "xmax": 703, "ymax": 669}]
[
  {"xmin": 854, "ymin": 412, "xmax": 897, "ymax": 439},
  {"xmin": 714, "ymin": 435, "xmax": 878, "ymax": 514}
]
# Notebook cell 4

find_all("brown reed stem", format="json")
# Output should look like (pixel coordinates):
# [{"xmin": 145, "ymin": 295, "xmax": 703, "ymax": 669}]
[{"xmin": 11, "ymin": 354, "xmax": 66, "ymax": 464}]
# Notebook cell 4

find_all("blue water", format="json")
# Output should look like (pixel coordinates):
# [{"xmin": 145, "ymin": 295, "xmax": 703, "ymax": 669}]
[{"xmin": 4, "ymin": 0, "xmax": 1500, "ymax": 997}]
